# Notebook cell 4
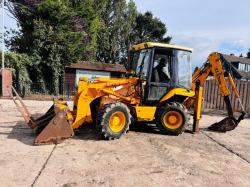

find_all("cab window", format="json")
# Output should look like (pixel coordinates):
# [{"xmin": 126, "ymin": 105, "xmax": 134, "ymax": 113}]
[
  {"xmin": 151, "ymin": 49, "xmax": 173, "ymax": 83},
  {"xmin": 131, "ymin": 49, "xmax": 152, "ymax": 79}
]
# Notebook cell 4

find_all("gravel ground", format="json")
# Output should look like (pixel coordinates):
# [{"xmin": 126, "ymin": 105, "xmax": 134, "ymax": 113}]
[{"xmin": 0, "ymin": 99, "xmax": 250, "ymax": 187}]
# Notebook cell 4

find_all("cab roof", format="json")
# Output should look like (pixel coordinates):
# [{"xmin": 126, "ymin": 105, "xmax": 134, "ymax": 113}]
[{"xmin": 131, "ymin": 42, "xmax": 193, "ymax": 52}]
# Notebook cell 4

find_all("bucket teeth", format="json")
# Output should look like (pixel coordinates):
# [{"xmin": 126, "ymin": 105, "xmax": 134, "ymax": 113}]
[{"xmin": 208, "ymin": 117, "xmax": 238, "ymax": 132}]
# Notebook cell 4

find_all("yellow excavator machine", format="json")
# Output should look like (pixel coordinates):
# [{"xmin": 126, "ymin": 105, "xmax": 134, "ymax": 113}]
[{"xmin": 11, "ymin": 42, "xmax": 245, "ymax": 144}]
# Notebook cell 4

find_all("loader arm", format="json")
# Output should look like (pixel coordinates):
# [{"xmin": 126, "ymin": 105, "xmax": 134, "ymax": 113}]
[
  {"xmin": 71, "ymin": 77, "xmax": 141, "ymax": 129},
  {"xmin": 10, "ymin": 77, "xmax": 141, "ymax": 144},
  {"xmin": 192, "ymin": 53, "xmax": 246, "ymax": 132}
]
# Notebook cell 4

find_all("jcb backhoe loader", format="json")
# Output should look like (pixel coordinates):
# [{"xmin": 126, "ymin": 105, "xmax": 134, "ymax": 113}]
[{"xmin": 11, "ymin": 42, "xmax": 246, "ymax": 144}]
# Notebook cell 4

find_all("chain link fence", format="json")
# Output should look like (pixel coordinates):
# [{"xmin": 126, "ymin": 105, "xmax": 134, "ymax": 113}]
[{"xmin": 14, "ymin": 82, "xmax": 76, "ymax": 100}]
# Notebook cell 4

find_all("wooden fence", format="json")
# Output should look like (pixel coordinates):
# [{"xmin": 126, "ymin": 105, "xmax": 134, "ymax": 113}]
[{"xmin": 203, "ymin": 79, "xmax": 250, "ymax": 114}]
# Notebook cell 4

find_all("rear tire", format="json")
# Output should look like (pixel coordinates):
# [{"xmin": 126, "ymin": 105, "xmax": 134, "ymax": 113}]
[
  {"xmin": 156, "ymin": 102, "xmax": 188, "ymax": 135},
  {"xmin": 96, "ymin": 102, "xmax": 131, "ymax": 140}
]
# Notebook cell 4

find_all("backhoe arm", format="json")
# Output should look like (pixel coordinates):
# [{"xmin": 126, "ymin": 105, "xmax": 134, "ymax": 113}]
[{"xmin": 192, "ymin": 53, "xmax": 245, "ymax": 132}]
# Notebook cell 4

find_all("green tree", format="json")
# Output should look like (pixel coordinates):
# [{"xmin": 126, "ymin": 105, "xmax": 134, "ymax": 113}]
[
  {"xmin": 7, "ymin": 0, "xmax": 101, "ymax": 94},
  {"xmin": 6, "ymin": 0, "xmax": 172, "ymax": 94},
  {"xmin": 96, "ymin": 0, "xmax": 137, "ymax": 64},
  {"xmin": 132, "ymin": 11, "xmax": 172, "ymax": 44},
  {"xmin": 1, "ymin": 51, "xmax": 32, "ymax": 95},
  {"xmin": 97, "ymin": 6, "xmax": 171, "ymax": 64}
]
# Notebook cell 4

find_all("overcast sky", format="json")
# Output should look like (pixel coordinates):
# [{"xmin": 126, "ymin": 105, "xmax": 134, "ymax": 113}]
[
  {"xmin": 2, "ymin": 0, "xmax": 250, "ymax": 66},
  {"xmin": 134, "ymin": 0, "xmax": 250, "ymax": 66}
]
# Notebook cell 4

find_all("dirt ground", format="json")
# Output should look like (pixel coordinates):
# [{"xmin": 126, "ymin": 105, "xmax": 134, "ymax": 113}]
[{"xmin": 0, "ymin": 99, "xmax": 250, "ymax": 187}]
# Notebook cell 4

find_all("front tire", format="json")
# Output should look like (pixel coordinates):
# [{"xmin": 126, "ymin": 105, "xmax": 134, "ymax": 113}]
[
  {"xmin": 96, "ymin": 102, "xmax": 131, "ymax": 140},
  {"xmin": 156, "ymin": 102, "xmax": 188, "ymax": 135}
]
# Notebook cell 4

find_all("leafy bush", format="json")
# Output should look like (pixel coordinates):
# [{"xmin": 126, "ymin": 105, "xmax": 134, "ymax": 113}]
[{"xmin": 2, "ymin": 52, "xmax": 32, "ymax": 95}]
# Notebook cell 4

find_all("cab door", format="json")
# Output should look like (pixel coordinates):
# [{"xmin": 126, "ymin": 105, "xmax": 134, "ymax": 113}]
[{"xmin": 145, "ymin": 48, "xmax": 177, "ymax": 105}]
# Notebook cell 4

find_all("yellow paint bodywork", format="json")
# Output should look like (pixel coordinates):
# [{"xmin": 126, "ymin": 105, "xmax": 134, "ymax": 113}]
[
  {"xmin": 134, "ymin": 106, "xmax": 157, "ymax": 121},
  {"xmin": 71, "ymin": 79, "xmax": 196, "ymax": 127},
  {"xmin": 68, "ymin": 42, "xmax": 195, "ymax": 129},
  {"xmin": 192, "ymin": 53, "xmax": 231, "ymax": 96},
  {"xmin": 109, "ymin": 111, "xmax": 126, "ymax": 133},
  {"xmin": 191, "ymin": 52, "xmax": 245, "ymax": 131},
  {"xmin": 228, "ymin": 72, "xmax": 240, "ymax": 97},
  {"xmin": 132, "ymin": 42, "xmax": 193, "ymax": 52},
  {"xmin": 194, "ymin": 87, "xmax": 203, "ymax": 121},
  {"xmin": 133, "ymin": 88, "xmax": 195, "ymax": 122},
  {"xmin": 71, "ymin": 77, "xmax": 140, "ymax": 129},
  {"xmin": 160, "ymin": 88, "xmax": 195, "ymax": 103},
  {"xmin": 71, "ymin": 84, "xmax": 195, "ymax": 127},
  {"xmin": 133, "ymin": 88, "xmax": 194, "ymax": 122}
]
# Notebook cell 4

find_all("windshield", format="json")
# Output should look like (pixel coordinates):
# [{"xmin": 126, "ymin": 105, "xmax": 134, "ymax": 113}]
[
  {"xmin": 177, "ymin": 50, "xmax": 192, "ymax": 89},
  {"xmin": 131, "ymin": 49, "xmax": 152, "ymax": 78}
]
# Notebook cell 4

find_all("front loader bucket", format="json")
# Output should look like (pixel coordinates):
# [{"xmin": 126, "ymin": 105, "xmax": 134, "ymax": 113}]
[
  {"xmin": 34, "ymin": 110, "xmax": 74, "ymax": 145},
  {"xmin": 10, "ymin": 86, "xmax": 74, "ymax": 145}
]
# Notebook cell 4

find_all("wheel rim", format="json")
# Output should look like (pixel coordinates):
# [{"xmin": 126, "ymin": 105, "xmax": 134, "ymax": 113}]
[
  {"xmin": 109, "ymin": 111, "xmax": 126, "ymax": 133},
  {"xmin": 163, "ymin": 111, "xmax": 183, "ymax": 129}
]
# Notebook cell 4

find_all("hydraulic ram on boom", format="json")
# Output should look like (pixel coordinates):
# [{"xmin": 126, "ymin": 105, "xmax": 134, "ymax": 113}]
[{"xmin": 191, "ymin": 53, "xmax": 246, "ymax": 132}]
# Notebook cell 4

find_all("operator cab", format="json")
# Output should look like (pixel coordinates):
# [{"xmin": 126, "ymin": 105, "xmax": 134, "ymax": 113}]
[{"xmin": 129, "ymin": 42, "xmax": 193, "ymax": 105}]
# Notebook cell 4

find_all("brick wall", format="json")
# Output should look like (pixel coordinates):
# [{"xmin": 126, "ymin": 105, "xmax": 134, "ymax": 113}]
[{"xmin": 1, "ymin": 69, "xmax": 12, "ymax": 97}]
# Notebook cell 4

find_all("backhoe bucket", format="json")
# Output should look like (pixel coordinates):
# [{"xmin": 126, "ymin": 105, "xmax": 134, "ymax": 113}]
[
  {"xmin": 208, "ymin": 112, "xmax": 245, "ymax": 132},
  {"xmin": 10, "ymin": 86, "xmax": 74, "ymax": 145},
  {"xmin": 208, "ymin": 117, "xmax": 238, "ymax": 132}
]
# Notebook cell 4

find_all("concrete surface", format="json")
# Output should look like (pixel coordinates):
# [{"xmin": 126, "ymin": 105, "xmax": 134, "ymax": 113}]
[{"xmin": 0, "ymin": 99, "xmax": 250, "ymax": 187}]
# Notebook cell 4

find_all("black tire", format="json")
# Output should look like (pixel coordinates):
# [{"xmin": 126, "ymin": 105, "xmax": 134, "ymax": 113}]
[
  {"xmin": 156, "ymin": 102, "xmax": 188, "ymax": 135},
  {"xmin": 96, "ymin": 102, "xmax": 131, "ymax": 140}
]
